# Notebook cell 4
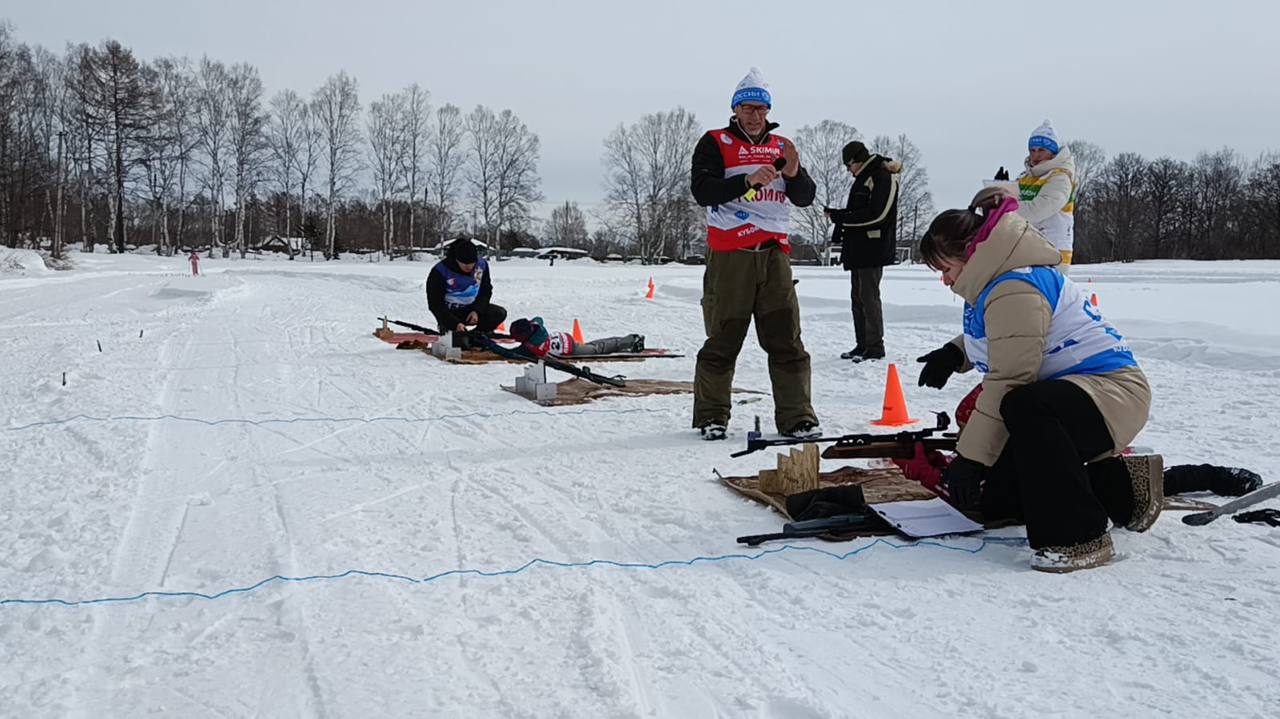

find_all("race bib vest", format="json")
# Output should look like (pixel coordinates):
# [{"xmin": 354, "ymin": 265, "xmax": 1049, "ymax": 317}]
[
  {"xmin": 434, "ymin": 259, "xmax": 488, "ymax": 309},
  {"xmin": 1018, "ymin": 169, "xmax": 1076, "ymax": 255},
  {"xmin": 526, "ymin": 332, "xmax": 575, "ymax": 358},
  {"xmin": 705, "ymin": 131, "xmax": 794, "ymax": 253},
  {"xmin": 963, "ymin": 266, "xmax": 1136, "ymax": 380}
]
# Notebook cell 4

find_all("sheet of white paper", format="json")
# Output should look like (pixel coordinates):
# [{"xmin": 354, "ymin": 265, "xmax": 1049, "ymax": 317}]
[{"xmin": 869, "ymin": 498, "xmax": 983, "ymax": 538}]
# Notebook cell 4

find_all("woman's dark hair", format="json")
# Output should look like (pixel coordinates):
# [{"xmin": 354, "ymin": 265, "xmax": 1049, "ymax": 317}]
[{"xmin": 917, "ymin": 189, "xmax": 1007, "ymax": 271}]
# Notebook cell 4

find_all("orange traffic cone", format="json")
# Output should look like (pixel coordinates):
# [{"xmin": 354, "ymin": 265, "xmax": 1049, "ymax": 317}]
[
  {"xmin": 645, "ymin": 277, "xmax": 656, "ymax": 300},
  {"xmin": 572, "ymin": 319, "xmax": 585, "ymax": 343},
  {"xmin": 871, "ymin": 363, "xmax": 919, "ymax": 427},
  {"xmin": 497, "ymin": 321, "xmax": 507, "ymax": 333},
  {"xmin": 1088, "ymin": 279, "xmax": 1098, "ymax": 307}
]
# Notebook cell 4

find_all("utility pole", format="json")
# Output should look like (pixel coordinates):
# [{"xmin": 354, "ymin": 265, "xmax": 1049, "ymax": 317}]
[
  {"xmin": 54, "ymin": 130, "xmax": 67, "ymax": 259},
  {"xmin": 911, "ymin": 202, "xmax": 921, "ymax": 264}
]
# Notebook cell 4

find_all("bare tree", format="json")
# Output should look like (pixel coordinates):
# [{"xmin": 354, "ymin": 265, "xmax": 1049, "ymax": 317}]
[
  {"xmin": 267, "ymin": 89, "xmax": 306, "ymax": 238},
  {"xmin": 544, "ymin": 200, "xmax": 589, "ymax": 248},
  {"xmin": 464, "ymin": 105, "xmax": 500, "ymax": 244},
  {"xmin": 69, "ymin": 40, "xmax": 158, "ymax": 252},
  {"xmin": 60, "ymin": 43, "xmax": 105, "ymax": 252},
  {"xmin": 30, "ymin": 47, "xmax": 71, "ymax": 257},
  {"xmin": 367, "ymin": 90, "xmax": 407, "ymax": 258},
  {"xmin": 1189, "ymin": 148, "xmax": 1244, "ymax": 259},
  {"xmin": 492, "ymin": 109, "xmax": 543, "ymax": 246},
  {"xmin": 312, "ymin": 71, "xmax": 361, "ymax": 258},
  {"xmin": 1141, "ymin": 157, "xmax": 1190, "ymax": 258},
  {"xmin": 427, "ymin": 103, "xmax": 464, "ymax": 246},
  {"xmin": 870, "ymin": 133, "xmax": 934, "ymax": 245},
  {"xmin": 297, "ymin": 101, "xmax": 321, "ymax": 246},
  {"xmin": 464, "ymin": 105, "xmax": 542, "ymax": 250},
  {"xmin": 193, "ymin": 57, "xmax": 231, "ymax": 256},
  {"xmin": 1090, "ymin": 152, "xmax": 1147, "ymax": 261},
  {"xmin": 140, "ymin": 56, "xmax": 195, "ymax": 255},
  {"xmin": 795, "ymin": 120, "xmax": 857, "ymax": 260},
  {"xmin": 1069, "ymin": 139, "xmax": 1107, "ymax": 204},
  {"xmin": 400, "ymin": 83, "xmax": 430, "ymax": 254},
  {"xmin": 0, "ymin": 24, "xmax": 40, "ymax": 249},
  {"xmin": 601, "ymin": 107, "xmax": 699, "ymax": 260},
  {"xmin": 226, "ymin": 63, "xmax": 266, "ymax": 257},
  {"xmin": 1243, "ymin": 153, "xmax": 1280, "ymax": 257}
]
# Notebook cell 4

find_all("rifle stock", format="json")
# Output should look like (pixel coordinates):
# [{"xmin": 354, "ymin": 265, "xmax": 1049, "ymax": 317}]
[
  {"xmin": 378, "ymin": 317, "xmax": 512, "ymax": 341},
  {"xmin": 730, "ymin": 412, "xmax": 955, "ymax": 458},
  {"xmin": 821, "ymin": 436, "xmax": 958, "ymax": 460}
]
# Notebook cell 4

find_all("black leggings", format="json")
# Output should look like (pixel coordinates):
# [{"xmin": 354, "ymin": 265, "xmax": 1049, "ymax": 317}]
[{"xmin": 981, "ymin": 380, "xmax": 1135, "ymax": 549}]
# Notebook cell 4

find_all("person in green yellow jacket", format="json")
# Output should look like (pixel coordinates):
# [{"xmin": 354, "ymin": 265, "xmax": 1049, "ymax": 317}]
[{"xmin": 1002, "ymin": 120, "xmax": 1077, "ymax": 271}]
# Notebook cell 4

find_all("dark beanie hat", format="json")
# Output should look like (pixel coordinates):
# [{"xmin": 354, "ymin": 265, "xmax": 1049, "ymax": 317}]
[
  {"xmin": 449, "ymin": 238, "xmax": 478, "ymax": 264},
  {"xmin": 509, "ymin": 318, "xmax": 534, "ymax": 342},
  {"xmin": 842, "ymin": 141, "xmax": 871, "ymax": 165}
]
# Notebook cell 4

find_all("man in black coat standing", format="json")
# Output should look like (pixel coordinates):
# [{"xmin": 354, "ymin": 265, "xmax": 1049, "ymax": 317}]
[{"xmin": 826, "ymin": 141, "xmax": 901, "ymax": 362}]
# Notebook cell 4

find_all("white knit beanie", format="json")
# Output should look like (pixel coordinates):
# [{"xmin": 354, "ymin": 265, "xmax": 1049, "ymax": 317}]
[
  {"xmin": 1028, "ymin": 119, "xmax": 1060, "ymax": 155},
  {"xmin": 731, "ymin": 67, "xmax": 772, "ymax": 109}
]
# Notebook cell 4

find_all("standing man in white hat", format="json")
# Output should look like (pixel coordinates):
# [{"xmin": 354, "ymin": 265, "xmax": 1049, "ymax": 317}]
[{"xmin": 689, "ymin": 67, "xmax": 820, "ymax": 441}]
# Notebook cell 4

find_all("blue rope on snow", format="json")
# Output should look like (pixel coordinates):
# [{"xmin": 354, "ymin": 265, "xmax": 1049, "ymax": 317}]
[
  {"xmin": 5, "ymin": 406, "xmax": 669, "ymax": 432},
  {"xmin": 0, "ymin": 536, "xmax": 1028, "ymax": 609}
]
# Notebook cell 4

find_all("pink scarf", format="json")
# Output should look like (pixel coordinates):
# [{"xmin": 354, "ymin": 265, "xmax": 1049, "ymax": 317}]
[{"xmin": 964, "ymin": 197, "xmax": 1020, "ymax": 259}]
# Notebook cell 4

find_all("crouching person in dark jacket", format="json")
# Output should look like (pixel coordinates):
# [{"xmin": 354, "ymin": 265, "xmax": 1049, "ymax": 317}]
[
  {"xmin": 425, "ymin": 238, "xmax": 507, "ymax": 334},
  {"xmin": 826, "ymin": 141, "xmax": 901, "ymax": 362}
]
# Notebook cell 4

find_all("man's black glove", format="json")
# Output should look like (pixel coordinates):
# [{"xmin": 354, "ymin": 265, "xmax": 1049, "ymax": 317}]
[
  {"xmin": 994, "ymin": 166, "xmax": 1010, "ymax": 181},
  {"xmin": 942, "ymin": 456, "xmax": 986, "ymax": 509},
  {"xmin": 916, "ymin": 343, "xmax": 965, "ymax": 389}
]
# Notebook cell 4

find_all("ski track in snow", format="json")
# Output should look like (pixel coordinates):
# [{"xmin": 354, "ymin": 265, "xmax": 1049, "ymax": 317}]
[{"xmin": 2, "ymin": 254, "xmax": 1280, "ymax": 717}]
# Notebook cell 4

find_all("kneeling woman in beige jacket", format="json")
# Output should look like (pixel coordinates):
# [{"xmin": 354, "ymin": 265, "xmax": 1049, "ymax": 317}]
[{"xmin": 916, "ymin": 189, "xmax": 1161, "ymax": 572}]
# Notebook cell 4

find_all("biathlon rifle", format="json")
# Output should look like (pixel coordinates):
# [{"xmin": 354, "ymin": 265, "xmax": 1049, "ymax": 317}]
[
  {"xmin": 378, "ymin": 316, "xmax": 512, "ymax": 341},
  {"xmin": 736, "ymin": 511, "xmax": 886, "ymax": 546},
  {"xmin": 730, "ymin": 412, "xmax": 957, "ymax": 459},
  {"xmin": 470, "ymin": 333, "xmax": 627, "ymax": 388}
]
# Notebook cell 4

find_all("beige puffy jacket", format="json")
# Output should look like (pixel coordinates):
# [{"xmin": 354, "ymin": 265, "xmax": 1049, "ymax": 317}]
[{"xmin": 948, "ymin": 213, "xmax": 1151, "ymax": 466}]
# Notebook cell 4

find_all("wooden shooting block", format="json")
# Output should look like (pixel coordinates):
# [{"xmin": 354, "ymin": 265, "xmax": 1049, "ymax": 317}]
[{"xmin": 757, "ymin": 444, "xmax": 820, "ymax": 495}]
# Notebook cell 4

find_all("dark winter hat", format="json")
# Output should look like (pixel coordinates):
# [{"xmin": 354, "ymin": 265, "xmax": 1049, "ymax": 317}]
[
  {"xmin": 509, "ymin": 318, "xmax": 535, "ymax": 342},
  {"xmin": 449, "ymin": 238, "xmax": 478, "ymax": 264},
  {"xmin": 842, "ymin": 141, "xmax": 871, "ymax": 165}
]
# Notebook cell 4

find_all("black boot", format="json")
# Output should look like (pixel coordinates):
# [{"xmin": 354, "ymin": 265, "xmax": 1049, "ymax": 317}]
[{"xmin": 1164, "ymin": 464, "xmax": 1262, "ymax": 497}]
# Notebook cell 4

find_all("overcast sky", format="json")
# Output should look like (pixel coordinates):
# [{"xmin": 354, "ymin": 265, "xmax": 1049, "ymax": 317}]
[{"xmin": 7, "ymin": 0, "xmax": 1278, "ymax": 223}]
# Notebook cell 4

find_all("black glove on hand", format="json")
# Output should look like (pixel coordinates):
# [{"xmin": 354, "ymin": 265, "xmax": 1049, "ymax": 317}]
[
  {"xmin": 916, "ymin": 343, "xmax": 964, "ymax": 389},
  {"xmin": 994, "ymin": 166, "xmax": 1010, "ymax": 181},
  {"xmin": 942, "ymin": 456, "xmax": 986, "ymax": 509}
]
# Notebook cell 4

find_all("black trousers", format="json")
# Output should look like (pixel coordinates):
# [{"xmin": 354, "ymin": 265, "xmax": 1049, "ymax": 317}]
[
  {"xmin": 980, "ymin": 380, "xmax": 1135, "ymax": 549},
  {"xmin": 438, "ymin": 303, "xmax": 507, "ymax": 334},
  {"xmin": 850, "ymin": 267, "xmax": 885, "ymax": 354}
]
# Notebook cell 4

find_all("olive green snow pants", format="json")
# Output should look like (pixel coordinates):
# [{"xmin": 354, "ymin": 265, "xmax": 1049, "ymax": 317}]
[{"xmin": 693, "ymin": 246, "xmax": 817, "ymax": 433}]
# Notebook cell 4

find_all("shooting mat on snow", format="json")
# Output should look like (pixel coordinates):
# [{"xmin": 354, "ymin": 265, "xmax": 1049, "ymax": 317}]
[{"xmin": 500, "ymin": 378, "xmax": 763, "ymax": 407}]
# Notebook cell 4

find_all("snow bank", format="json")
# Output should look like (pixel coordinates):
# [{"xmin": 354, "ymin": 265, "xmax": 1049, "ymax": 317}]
[{"xmin": 0, "ymin": 248, "xmax": 52, "ymax": 276}]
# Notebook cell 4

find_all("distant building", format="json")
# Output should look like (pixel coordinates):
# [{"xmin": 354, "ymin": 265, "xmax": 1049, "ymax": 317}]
[
  {"xmin": 535, "ymin": 246, "xmax": 590, "ymax": 260},
  {"xmin": 422, "ymin": 238, "xmax": 490, "ymax": 257},
  {"xmin": 255, "ymin": 235, "xmax": 307, "ymax": 254}
]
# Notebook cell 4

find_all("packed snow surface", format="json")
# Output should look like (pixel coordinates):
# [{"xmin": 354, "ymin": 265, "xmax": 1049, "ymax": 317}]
[{"xmin": 2, "ymin": 252, "xmax": 1278, "ymax": 717}]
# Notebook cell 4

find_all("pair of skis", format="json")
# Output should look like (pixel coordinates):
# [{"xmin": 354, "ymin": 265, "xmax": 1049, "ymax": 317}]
[{"xmin": 1182, "ymin": 481, "xmax": 1280, "ymax": 526}]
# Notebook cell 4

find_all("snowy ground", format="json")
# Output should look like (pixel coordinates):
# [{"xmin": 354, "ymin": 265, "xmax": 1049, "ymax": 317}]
[{"xmin": 2, "ymin": 251, "xmax": 1279, "ymax": 718}]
